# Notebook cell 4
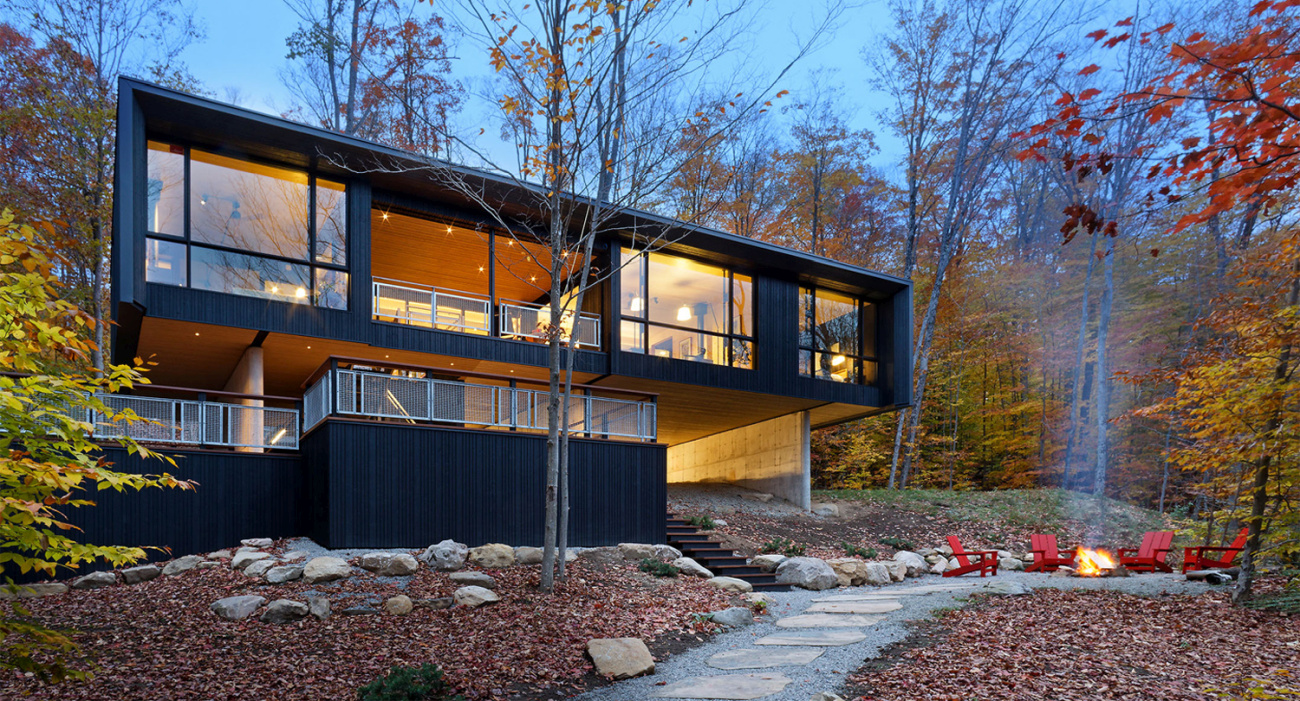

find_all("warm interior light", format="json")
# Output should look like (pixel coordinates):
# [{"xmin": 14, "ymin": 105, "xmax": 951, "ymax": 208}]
[
  {"xmin": 194, "ymin": 332, "xmax": 200, "ymax": 336},
  {"xmin": 271, "ymin": 285, "xmax": 280, "ymax": 294},
  {"xmin": 382, "ymin": 211, "xmax": 389, "ymax": 221},
  {"xmin": 530, "ymin": 275, "xmax": 537, "ymax": 282},
  {"xmin": 629, "ymin": 296, "xmax": 643, "ymax": 312},
  {"xmin": 832, "ymin": 354, "xmax": 846, "ymax": 366},
  {"xmin": 295, "ymin": 287, "xmax": 307, "ymax": 299},
  {"xmin": 677, "ymin": 305, "xmax": 692, "ymax": 322},
  {"xmin": 478, "ymin": 266, "xmax": 484, "ymax": 272},
  {"xmin": 306, "ymin": 345, "xmax": 311, "ymax": 349},
  {"xmin": 270, "ymin": 428, "xmax": 287, "ymax": 445}
]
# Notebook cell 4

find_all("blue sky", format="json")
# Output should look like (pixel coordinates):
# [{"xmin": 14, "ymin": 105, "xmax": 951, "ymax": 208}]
[{"xmin": 178, "ymin": 0, "xmax": 900, "ymax": 166}]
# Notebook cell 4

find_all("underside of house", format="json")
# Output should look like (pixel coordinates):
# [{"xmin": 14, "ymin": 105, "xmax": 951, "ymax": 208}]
[{"xmin": 87, "ymin": 78, "xmax": 912, "ymax": 557}]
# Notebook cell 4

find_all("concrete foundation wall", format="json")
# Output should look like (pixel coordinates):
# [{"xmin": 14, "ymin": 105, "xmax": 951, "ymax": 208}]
[{"xmin": 666, "ymin": 411, "xmax": 811, "ymax": 510}]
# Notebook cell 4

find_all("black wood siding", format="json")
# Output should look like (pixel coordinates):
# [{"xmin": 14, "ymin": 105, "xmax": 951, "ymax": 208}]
[{"xmin": 302, "ymin": 420, "xmax": 666, "ymax": 549}]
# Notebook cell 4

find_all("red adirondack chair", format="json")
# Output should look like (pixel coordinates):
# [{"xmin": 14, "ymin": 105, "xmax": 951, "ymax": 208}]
[
  {"xmin": 1118, "ymin": 531, "xmax": 1175, "ymax": 573},
  {"xmin": 1026, "ymin": 534, "xmax": 1076, "ymax": 573},
  {"xmin": 1183, "ymin": 527, "xmax": 1249, "ymax": 573},
  {"xmin": 942, "ymin": 535, "xmax": 999, "ymax": 578}
]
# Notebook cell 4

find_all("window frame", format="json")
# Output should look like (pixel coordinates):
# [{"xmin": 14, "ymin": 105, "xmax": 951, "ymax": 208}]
[
  {"xmin": 143, "ymin": 140, "xmax": 349, "ymax": 308},
  {"xmin": 798, "ymin": 285, "xmax": 878, "ymax": 385},
  {"xmin": 620, "ymin": 247, "xmax": 756, "ymax": 369}
]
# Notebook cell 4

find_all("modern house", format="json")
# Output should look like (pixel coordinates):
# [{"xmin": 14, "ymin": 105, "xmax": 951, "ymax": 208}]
[{"xmin": 87, "ymin": 77, "xmax": 911, "ymax": 555}]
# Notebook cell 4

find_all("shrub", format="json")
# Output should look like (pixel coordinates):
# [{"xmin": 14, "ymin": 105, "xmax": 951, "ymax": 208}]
[
  {"xmin": 879, "ymin": 536, "xmax": 915, "ymax": 551},
  {"xmin": 357, "ymin": 664, "xmax": 463, "ymax": 701},
  {"xmin": 842, "ymin": 542, "xmax": 877, "ymax": 559},
  {"xmin": 685, "ymin": 515, "xmax": 717, "ymax": 530},
  {"xmin": 639, "ymin": 558, "xmax": 679, "ymax": 577},
  {"xmin": 760, "ymin": 537, "xmax": 806, "ymax": 557}
]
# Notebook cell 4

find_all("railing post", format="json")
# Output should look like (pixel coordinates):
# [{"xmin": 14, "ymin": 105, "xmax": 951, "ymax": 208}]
[
  {"xmin": 197, "ymin": 392, "xmax": 207, "ymax": 446},
  {"xmin": 508, "ymin": 379, "xmax": 518, "ymax": 431},
  {"xmin": 583, "ymin": 390, "xmax": 592, "ymax": 438}
]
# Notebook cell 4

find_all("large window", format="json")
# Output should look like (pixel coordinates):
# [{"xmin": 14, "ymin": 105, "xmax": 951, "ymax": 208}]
[
  {"xmin": 799, "ymin": 286, "xmax": 877, "ymax": 384},
  {"xmin": 620, "ymin": 249, "xmax": 753, "ymax": 368},
  {"xmin": 143, "ymin": 140, "xmax": 349, "ymax": 309}
]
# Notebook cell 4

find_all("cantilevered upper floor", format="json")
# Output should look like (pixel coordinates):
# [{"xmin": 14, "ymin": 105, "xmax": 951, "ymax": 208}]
[{"xmin": 110, "ymin": 78, "xmax": 912, "ymax": 447}]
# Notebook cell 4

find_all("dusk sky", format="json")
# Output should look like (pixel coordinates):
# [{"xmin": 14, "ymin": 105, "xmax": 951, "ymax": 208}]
[{"xmin": 177, "ymin": 0, "xmax": 903, "ymax": 169}]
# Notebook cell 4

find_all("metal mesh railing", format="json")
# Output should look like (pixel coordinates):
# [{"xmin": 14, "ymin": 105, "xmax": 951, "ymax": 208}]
[
  {"xmin": 498, "ymin": 301, "xmax": 601, "ymax": 348},
  {"xmin": 92, "ymin": 394, "xmax": 299, "ymax": 449},
  {"xmin": 303, "ymin": 373, "xmax": 330, "ymax": 430},
  {"xmin": 373, "ymin": 280, "xmax": 491, "ymax": 335},
  {"xmin": 321, "ymin": 368, "xmax": 654, "ymax": 441}
]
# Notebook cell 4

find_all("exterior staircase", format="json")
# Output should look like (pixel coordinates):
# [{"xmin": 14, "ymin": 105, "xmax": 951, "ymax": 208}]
[{"xmin": 666, "ymin": 513, "xmax": 789, "ymax": 591}]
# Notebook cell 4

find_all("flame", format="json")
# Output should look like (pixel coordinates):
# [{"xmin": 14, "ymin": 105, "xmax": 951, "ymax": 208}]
[{"xmin": 1076, "ymin": 547, "xmax": 1117, "ymax": 576}]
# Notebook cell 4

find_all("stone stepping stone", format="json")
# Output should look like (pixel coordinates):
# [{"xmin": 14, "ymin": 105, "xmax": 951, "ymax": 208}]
[
  {"xmin": 775, "ymin": 613, "xmax": 884, "ymax": 628},
  {"xmin": 807, "ymin": 600, "xmax": 903, "ymax": 614},
  {"xmin": 812, "ymin": 593, "xmax": 905, "ymax": 602},
  {"xmin": 651, "ymin": 673, "xmax": 791, "ymax": 699},
  {"xmin": 706, "ymin": 647, "xmax": 824, "ymax": 670},
  {"xmin": 755, "ymin": 630, "xmax": 867, "ymax": 647}
]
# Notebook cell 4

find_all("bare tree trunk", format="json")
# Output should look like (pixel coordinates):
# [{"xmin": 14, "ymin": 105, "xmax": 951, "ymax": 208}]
[
  {"xmin": 1091, "ymin": 233, "xmax": 1116, "ymax": 496},
  {"xmin": 1062, "ymin": 230, "xmax": 1099, "ymax": 490}
]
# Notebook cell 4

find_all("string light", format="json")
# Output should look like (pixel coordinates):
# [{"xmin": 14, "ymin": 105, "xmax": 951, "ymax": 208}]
[{"xmin": 382, "ymin": 211, "xmax": 389, "ymax": 221}]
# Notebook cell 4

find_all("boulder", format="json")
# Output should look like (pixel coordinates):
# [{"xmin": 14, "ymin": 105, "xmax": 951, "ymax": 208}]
[
  {"xmin": 341, "ymin": 606, "xmax": 379, "ymax": 616},
  {"xmin": 811, "ymin": 693, "xmax": 847, "ymax": 701},
  {"xmin": 162, "ymin": 555, "xmax": 203, "ymax": 576},
  {"xmin": 923, "ymin": 553, "xmax": 946, "ymax": 565},
  {"xmin": 775, "ymin": 557, "xmax": 838, "ymax": 591},
  {"xmin": 121, "ymin": 564, "xmax": 161, "ymax": 585},
  {"xmin": 0, "ymin": 583, "xmax": 68, "ymax": 599},
  {"xmin": 72, "ymin": 571, "xmax": 116, "ymax": 590},
  {"xmin": 281, "ymin": 550, "xmax": 309, "ymax": 562},
  {"xmin": 379, "ymin": 554, "xmax": 419, "ymax": 577},
  {"xmin": 618, "ymin": 543, "xmax": 657, "ymax": 561},
  {"xmin": 937, "ymin": 544, "xmax": 954, "ymax": 557},
  {"xmin": 586, "ymin": 638, "xmax": 655, "ymax": 680},
  {"xmin": 826, "ymin": 558, "xmax": 868, "ymax": 587},
  {"xmin": 468, "ymin": 543, "xmax": 516, "ymax": 569},
  {"xmin": 235, "ymin": 546, "xmax": 260, "ymax": 554},
  {"xmin": 357, "ymin": 552, "xmax": 394, "ymax": 571},
  {"xmin": 196, "ymin": 561, "xmax": 221, "ymax": 570},
  {"xmin": 384, "ymin": 595, "xmax": 414, "ymax": 616},
  {"xmin": 241, "ymin": 538, "xmax": 274, "ymax": 548},
  {"xmin": 575, "ymin": 546, "xmax": 621, "ymax": 567},
  {"xmin": 453, "ymin": 585, "xmax": 500, "ymax": 608},
  {"xmin": 231, "ymin": 551, "xmax": 271, "ymax": 571},
  {"xmin": 211, "ymin": 595, "xmax": 265, "ymax": 621},
  {"xmin": 743, "ymin": 592, "xmax": 777, "ymax": 606},
  {"xmin": 244, "ymin": 560, "xmax": 277, "ymax": 578},
  {"xmin": 917, "ymin": 548, "xmax": 938, "ymax": 557},
  {"xmin": 207, "ymin": 549, "xmax": 233, "ymax": 560},
  {"xmin": 307, "ymin": 596, "xmax": 330, "ymax": 620},
  {"xmin": 751, "ymin": 554, "xmax": 787, "ymax": 573},
  {"xmin": 672, "ymin": 557, "xmax": 713, "ymax": 578},
  {"xmin": 929, "ymin": 558, "xmax": 949, "ymax": 575},
  {"xmin": 515, "ymin": 546, "xmax": 543, "ymax": 565},
  {"xmin": 863, "ymin": 562, "xmax": 892, "ymax": 586},
  {"xmin": 713, "ymin": 519, "xmax": 728, "ymax": 527},
  {"xmin": 302, "ymin": 557, "xmax": 351, "ymax": 584},
  {"xmin": 811, "ymin": 503, "xmax": 839, "ymax": 517},
  {"xmin": 710, "ymin": 607, "xmax": 754, "ymax": 627},
  {"xmin": 1051, "ymin": 566, "xmax": 1075, "ymax": 578},
  {"xmin": 653, "ymin": 544, "xmax": 683, "ymax": 561},
  {"xmin": 999, "ymin": 557, "xmax": 1026, "ymax": 572},
  {"xmin": 265, "ymin": 565, "xmax": 304, "ymax": 584},
  {"xmin": 260, "ymin": 599, "xmax": 309, "ymax": 624},
  {"xmin": 893, "ymin": 551, "xmax": 929, "ymax": 578},
  {"xmin": 419, "ymin": 539, "xmax": 469, "ymax": 571},
  {"xmin": 984, "ymin": 581, "xmax": 1031, "ymax": 596},
  {"xmin": 416, "ymin": 597, "xmax": 455, "ymax": 610},
  {"xmin": 884, "ymin": 560, "xmax": 907, "ymax": 582},
  {"xmin": 449, "ymin": 571, "xmax": 496, "ymax": 589},
  {"xmin": 708, "ymin": 576, "xmax": 753, "ymax": 593}
]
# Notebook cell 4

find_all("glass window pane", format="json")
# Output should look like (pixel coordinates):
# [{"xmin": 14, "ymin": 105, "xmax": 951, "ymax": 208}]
[
  {"xmin": 190, "ymin": 150, "xmax": 310, "ymax": 260},
  {"xmin": 798, "ymin": 348, "xmax": 813, "ymax": 376},
  {"xmin": 190, "ymin": 246, "xmax": 310, "ymax": 304},
  {"xmin": 620, "ymin": 319, "xmax": 645, "ymax": 353},
  {"xmin": 814, "ymin": 289, "xmax": 859, "ymax": 356},
  {"xmin": 731, "ymin": 339, "xmax": 754, "ymax": 369},
  {"xmin": 315, "ymin": 178, "xmax": 347, "ymax": 265},
  {"xmin": 815, "ymin": 351, "xmax": 858, "ymax": 383},
  {"xmin": 647, "ymin": 324, "xmax": 727, "ymax": 365},
  {"xmin": 862, "ymin": 302, "xmax": 877, "ymax": 358},
  {"xmin": 145, "ymin": 238, "xmax": 186, "ymax": 286},
  {"xmin": 146, "ymin": 141, "xmax": 184, "ymax": 236},
  {"xmin": 862, "ymin": 359, "xmax": 879, "ymax": 384},
  {"xmin": 647, "ymin": 252, "xmax": 727, "ymax": 334},
  {"xmin": 620, "ymin": 248, "xmax": 646, "ymax": 317},
  {"xmin": 315, "ymin": 268, "xmax": 349, "ymax": 310},
  {"xmin": 799, "ymin": 287, "xmax": 815, "ymax": 348},
  {"xmin": 732, "ymin": 273, "xmax": 752, "ymax": 338}
]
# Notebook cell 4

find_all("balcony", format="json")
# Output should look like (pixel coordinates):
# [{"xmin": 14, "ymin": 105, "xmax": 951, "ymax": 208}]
[
  {"xmin": 303, "ymin": 359, "xmax": 656, "ymax": 442},
  {"xmin": 90, "ymin": 390, "xmax": 300, "ymax": 450},
  {"xmin": 373, "ymin": 277, "xmax": 601, "ymax": 349}
]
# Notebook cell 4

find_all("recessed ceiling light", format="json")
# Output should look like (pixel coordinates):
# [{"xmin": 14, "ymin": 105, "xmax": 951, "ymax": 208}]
[{"xmin": 194, "ymin": 332, "xmax": 200, "ymax": 336}]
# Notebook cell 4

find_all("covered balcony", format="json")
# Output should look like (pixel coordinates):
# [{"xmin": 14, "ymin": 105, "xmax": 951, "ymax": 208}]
[{"xmin": 88, "ymin": 386, "xmax": 300, "ymax": 451}]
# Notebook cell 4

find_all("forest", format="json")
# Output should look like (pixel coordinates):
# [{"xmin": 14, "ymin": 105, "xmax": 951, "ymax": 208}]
[{"xmin": 0, "ymin": 0, "xmax": 1296, "ymax": 563}]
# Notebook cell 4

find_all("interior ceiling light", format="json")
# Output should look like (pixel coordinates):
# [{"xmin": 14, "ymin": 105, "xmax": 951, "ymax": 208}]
[
  {"xmin": 382, "ymin": 211, "xmax": 389, "ymax": 221},
  {"xmin": 295, "ymin": 287, "xmax": 307, "ymax": 298},
  {"xmin": 832, "ymin": 355, "xmax": 846, "ymax": 366},
  {"xmin": 677, "ymin": 305, "xmax": 692, "ymax": 322},
  {"xmin": 629, "ymin": 296, "xmax": 643, "ymax": 312}
]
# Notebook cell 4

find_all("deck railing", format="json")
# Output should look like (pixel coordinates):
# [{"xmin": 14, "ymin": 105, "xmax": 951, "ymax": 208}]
[
  {"xmin": 91, "ymin": 394, "xmax": 300, "ymax": 450},
  {"xmin": 372, "ymin": 277, "xmax": 601, "ymax": 349},
  {"xmin": 304, "ymin": 366, "xmax": 656, "ymax": 442}
]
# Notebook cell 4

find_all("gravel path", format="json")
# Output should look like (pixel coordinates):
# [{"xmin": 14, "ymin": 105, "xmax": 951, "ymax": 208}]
[{"xmin": 572, "ymin": 571, "xmax": 1219, "ymax": 701}]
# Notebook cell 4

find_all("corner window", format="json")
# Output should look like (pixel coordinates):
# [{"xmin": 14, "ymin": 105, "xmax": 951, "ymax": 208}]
[
  {"xmin": 620, "ymin": 248, "xmax": 754, "ymax": 368},
  {"xmin": 143, "ymin": 142, "xmax": 349, "ymax": 309},
  {"xmin": 799, "ymin": 286, "xmax": 877, "ymax": 384}
]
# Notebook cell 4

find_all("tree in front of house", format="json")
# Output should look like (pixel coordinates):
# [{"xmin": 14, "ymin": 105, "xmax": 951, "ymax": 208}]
[{"xmin": 0, "ymin": 209, "xmax": 193, "ymax": 681}]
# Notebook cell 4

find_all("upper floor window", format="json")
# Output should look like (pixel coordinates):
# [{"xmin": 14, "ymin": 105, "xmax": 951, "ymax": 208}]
[
  {"xmin": 620, "ymin": 248, "xmax": 753, "ymax": 368},
  {"xmin": 799, "ymin": 286, "xmax": 877, "ymax": 384},
  {"xmin": 144, "ymin": 141, "xmax": 349, "ymax": 309}
]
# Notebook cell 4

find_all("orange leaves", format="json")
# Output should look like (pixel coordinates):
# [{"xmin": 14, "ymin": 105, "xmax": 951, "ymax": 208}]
[{"xmin": 1078, "ymin": 64, "xmax": 1101, "ymax": 76}]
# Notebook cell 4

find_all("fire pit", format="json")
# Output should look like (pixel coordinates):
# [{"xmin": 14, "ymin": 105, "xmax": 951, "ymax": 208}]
[{"xmin": 1076, "ymin": 548, "xmax": 1117, "ymax": 577}]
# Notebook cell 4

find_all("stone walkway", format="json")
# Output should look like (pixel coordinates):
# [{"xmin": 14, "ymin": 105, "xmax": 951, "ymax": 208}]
[{"xmin": 574, "ymin": 572, "xmax": 1215, "ymax": 701}]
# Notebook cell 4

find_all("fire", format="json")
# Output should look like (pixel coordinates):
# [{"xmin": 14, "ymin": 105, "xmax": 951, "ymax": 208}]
[{"xmin": 1075, "ymin": 547, "xmax": 1117, "ymax": 576}]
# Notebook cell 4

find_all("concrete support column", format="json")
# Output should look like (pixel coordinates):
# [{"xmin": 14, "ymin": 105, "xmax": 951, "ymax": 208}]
[
  {"xmin": 224, "ymin": 346, "xmax": 264, "ymax": 453},
  {"xmin": 666, "ymin": 410, "xmax": 812, "ymax": 510}
]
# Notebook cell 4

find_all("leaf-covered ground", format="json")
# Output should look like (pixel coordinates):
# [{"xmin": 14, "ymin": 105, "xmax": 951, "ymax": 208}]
[
  {"xmin": 0, "ymin": 560, "xmax": 734, "ymax": 700},
  {"xmin": 843, "ymin": 587, "xmax": 1300, "ymax": 700}
]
